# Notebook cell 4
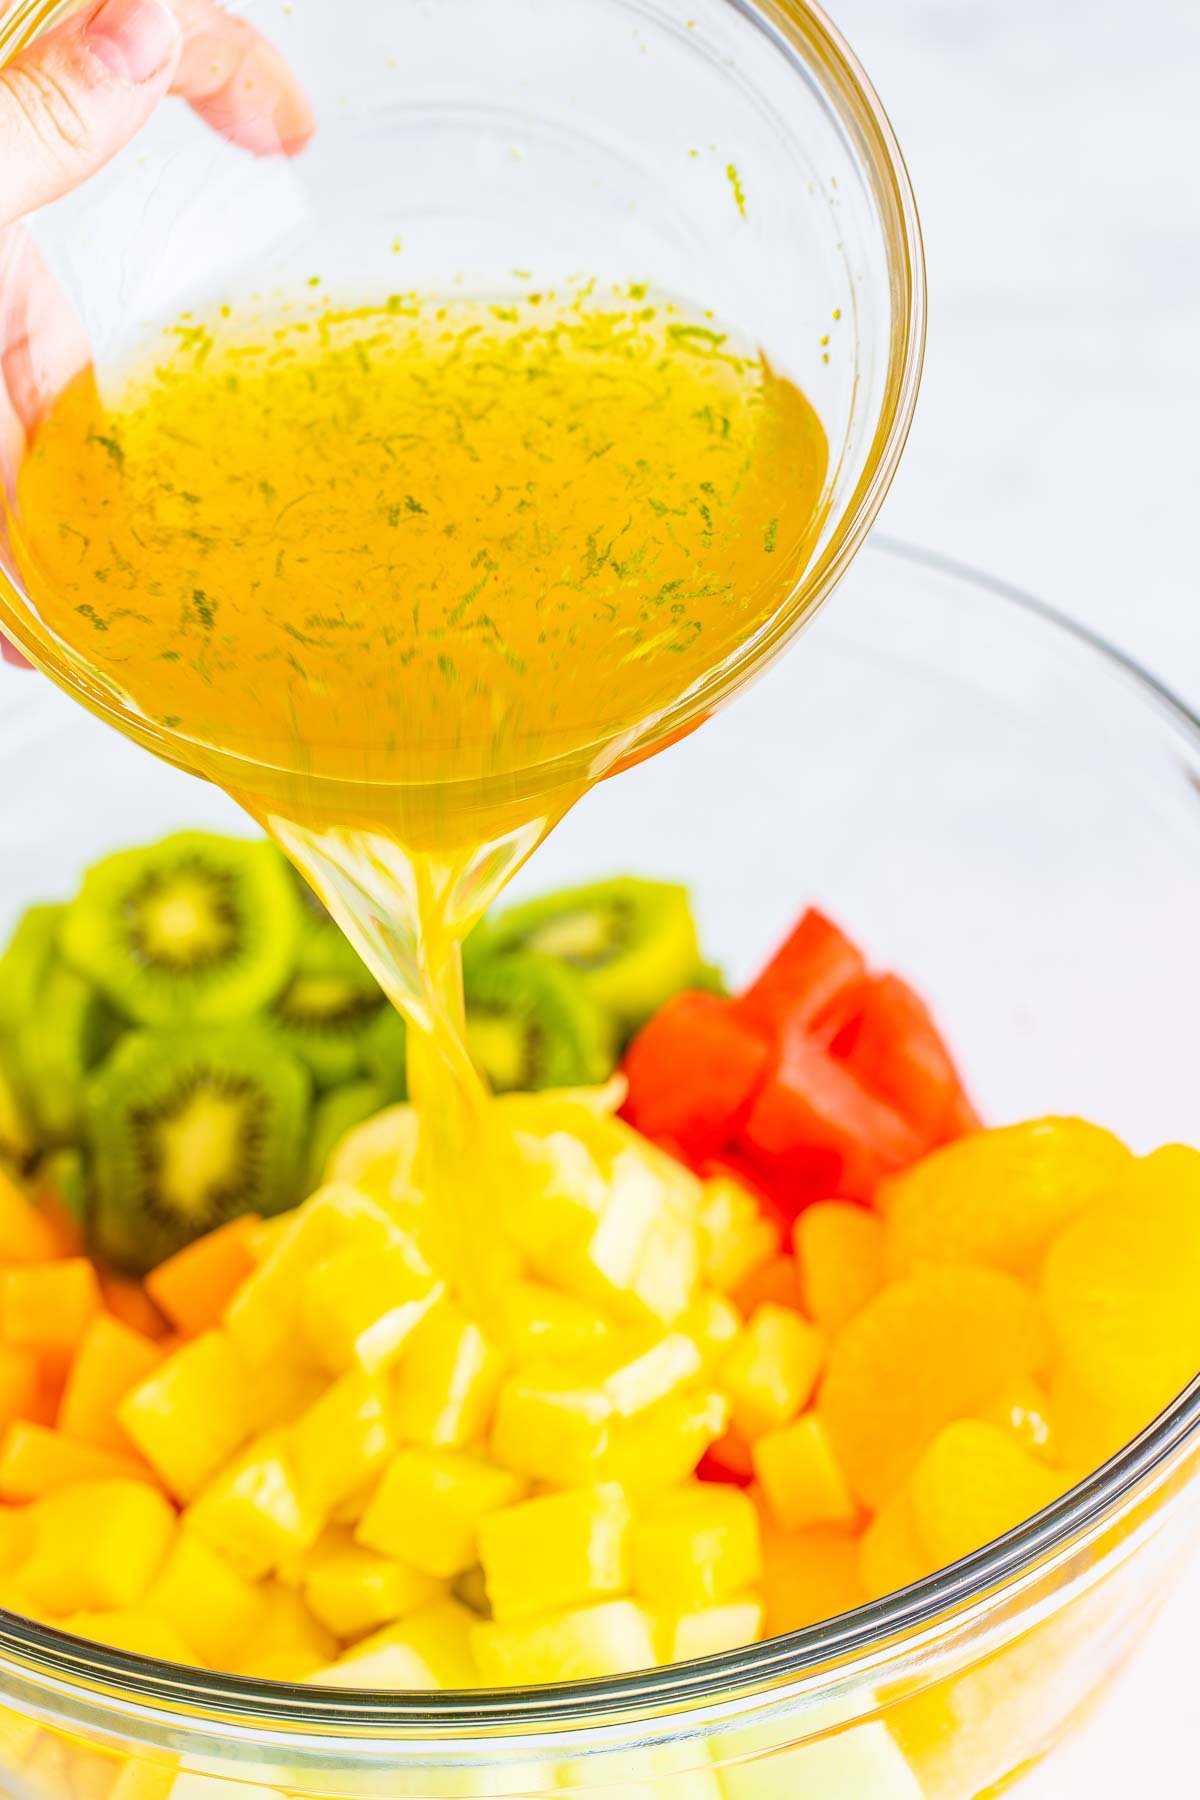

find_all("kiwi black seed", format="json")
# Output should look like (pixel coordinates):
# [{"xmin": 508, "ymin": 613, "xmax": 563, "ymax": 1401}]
[
  {"xmin": 85, "ymin": 1025, "xmax": 311, "ymax": 1273},
  {"xmin": 481, "ymin": 877, "xmax": 702, "ymax": 1036},
  {"xmin": 463, "ymin": 953, "xmax": 615, "ymax": 1093},
  {"xmin": 62, "ymin": 833, "xmax": 303, "ymax": 1027}
]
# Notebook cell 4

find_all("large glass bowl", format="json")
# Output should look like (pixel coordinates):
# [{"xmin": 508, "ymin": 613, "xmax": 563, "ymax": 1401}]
[
  {"xmin": 0, "ymin": 0, "xmax": 923, "ymax": 828},
  {"xmin": 0, "ymin": 541, "xmax": 1197, "ymax": 1800}
]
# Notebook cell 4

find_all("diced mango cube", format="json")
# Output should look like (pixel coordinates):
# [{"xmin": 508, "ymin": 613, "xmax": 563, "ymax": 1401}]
[
  {"xmin": 20, "ymin": 1479, "xmax": 175, "ymax": 1612},
  {"xmin": 908, "ymin": 1420, "xmax": 1065, "ymax": 1569},
  {"xmin": 312, "ymin": 1598, "xmax": 478, "ymax": 1689},
  {"xmin": 0, "ymin": 1504, "xmax": 32, "ymax": 1571},
  {"xmin": 302, "ymin": 1527, "xmax": 445, "ymax": 1639},
  {"xmin": 146, "ymin": 1528, "xmax": 266, "ymax": 1667},
  {"xmin": 696, "ymin": 1177, "xmax": 780, "ymax": 1294},
  {"xmin": 491, "ymin": 1365, "xmax": 612, "ymax": 1485},
  {"xmin": 357, "ymin": 1449, "xmax": 525, "ymax": 1578},
  {"xmin": 796, "ymin": 1202, "xmax": 886, "ymax": 1333},
  {"xmin": 752, "ymin": 1414, "xmax": 857, "ymax": 1533},
  {"xmin": 478, "ymin": 1482, "xmax": 631, "ymax": 1622},
  {"xmin": 301, "ymin": 1235, "xmax": 442, "ymax": 1375},
  {"xmin": 1, "ymin": 1259, "xmax": 102, "ymax": 1371},
  {"xmin": 224, "ymin": 1185, "xmax": 405, "ymax": 1366},
  {"xmin": 58, "ymin": 1316, "xmax": 163, "ymax": 1454},
  {"xmin": 885, "ymin": 1117, "xmax": 1131, "ymax": 1279},
  {"xmin": 391, "ymin": 1302, "xmax": 504, "ymax": 1447},
  {"xmin": 61, "ymin": 1610, "xmax": 198, "ymax": 1665},
  {"xmin": 820, "ymin": 1266, "xmax": 1048, "ymax": 1508},
  {"xmin": 720, "ymin": 1722, "xmax": 924, "ymax": 1800},
  {"xmin": 118, "ymin": 1332, "xmax": 253, "ymax": 1501},
  {"xmin": 680, "ymin": 1292, "xmax": 741, "ymax": 1370},
  {"xmin": 145, "ymin": 1216, "xmax": 261, "ymax": 1336},
  {"xmin": 244, "ymin": 1359, "xmax": 327, "ymax": 1433},
  {"xmin": 185, "ymin": 1432, "xmax": 322, "ymax": 1580},
  {"xmin": 721, "ymin": 1304, "xmax": 825, "ymax": 1441},
  {"xmin": 228, "ymin": 1582, "xmax": 338, "ymax": 1680},
  {"xmin": 326, "ymin": 1104, "xmax": 421, "ymax": 1201},
  {"xmin": 757, "ymin": 1519, "xmax": 865, "ymax": 1637},
  {"xmin": 0, "ymin": 1169, "xmax": 65, "ymax": 1263},
  {"xmin": 496, "ymin": 1281, "xmax": 612, "ymax": 1363},
  {"xmin": 630, "ymin": 1486, "xmax": 761, "ymax": 1611},
  {"xmin": 471, "ymin": 1598, "xmax": 657, "ymax": 1685},
  {"xmin": 0, "ymin": 1345, "xmax": 42, "ymax": 1433},
  {"xmin": 656, "ymin": 1595, "xmax": 763, "ymax": 1664},
  {"xmin": 287, "ymin": 1371, "xmax": 392, "ymax": 1513},
  {"xmin": 570, "ymin": 1329, "xmax": 702, "ymax": 1421},
  {"xmin": 599, "ymin": 1390, "xmax": 729, "ymax": 1499},
  {"xmin": 0, "ymin": 1423, "xmax": 152, "ymax": 1501}
]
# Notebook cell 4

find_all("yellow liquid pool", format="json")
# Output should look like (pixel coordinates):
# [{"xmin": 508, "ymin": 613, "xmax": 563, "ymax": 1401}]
[{"xmin": 11, "ymin": 284, "xmax": 829, "ymax": 1263}]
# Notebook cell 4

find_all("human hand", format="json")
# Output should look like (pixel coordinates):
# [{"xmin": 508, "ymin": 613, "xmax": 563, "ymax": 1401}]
[{"xmin": 0, "ymin": 0, "xmax": 313, "ymax": 666}]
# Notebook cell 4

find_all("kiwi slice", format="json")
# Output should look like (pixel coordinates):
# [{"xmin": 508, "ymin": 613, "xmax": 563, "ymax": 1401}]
[
  {"xmin": 0, "ymin": 904, "xmax": 65, "ymax": 1038},
  {"xmin": 0, "ymin": 1049, "xmax": 35, "ymax": 1168},
  {"xmin": 62, "ymin": 833, "xmax": 303, "ymax": 1028},
  {"xmin": 269, "ymin": 968, "xmax": 387, "ymax": 1088},
  {"xmin": 85, "ymin": 1025, "xmax": 311, "ymax": 1273},
  {"xmin": 16, "ymin": 962, "xmax": 121, "ymax": 1145},
  {"xmin": 306, "ymin": 1080, "xmax": 387, "ymax": 1188},
  {"xmin": 37, "ymin": 1148, "xmax": 89, "ymax": 1229},
  {"xmin": 463, "ymin": 953, "xmax": 615, "ymax": 1093},
  {"xmin": 361, "ymin": 1005, "xmax": 409, "ymax": 1103},
  {"xmin": 482, "ymin": 878, "xmax": 702, "ymax": 1035}
]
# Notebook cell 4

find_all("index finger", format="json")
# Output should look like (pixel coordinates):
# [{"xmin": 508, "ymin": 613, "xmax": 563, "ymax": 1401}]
[{"xmin": 170, "ymin": 0, "xmax": 313, "ymax": 156}]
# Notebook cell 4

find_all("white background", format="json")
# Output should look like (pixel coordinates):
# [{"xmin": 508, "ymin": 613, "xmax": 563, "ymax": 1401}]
[{"xmin": 830, "ymin": 2, "xmax": 1199, "ymax": 1790}]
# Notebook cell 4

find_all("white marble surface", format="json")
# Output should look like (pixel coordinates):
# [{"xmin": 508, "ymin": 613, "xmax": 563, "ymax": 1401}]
[{"xmin": 829, "ymin": 2, "xmax": 1200, "ymax": 1791}]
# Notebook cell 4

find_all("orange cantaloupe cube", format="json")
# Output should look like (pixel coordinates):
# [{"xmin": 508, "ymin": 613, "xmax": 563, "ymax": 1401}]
[
  {"xmin": 59, "ymin": 1316, "xmax": 165, "ymax": 1453},
  {"xmin": 145, "ymin": 1218, "xmax": 262, "ymax": 1337},
  {"xmin": 0, "ymin": 1170, "xmax": 63, "ymax": 1264},
  {"xmin": 0, "ymin": 1422, "xmax": 156, "ymax": 1501},
  {"xmin": 1, "ymin": 1259, "xmax": 102, "ymax": 1371}
]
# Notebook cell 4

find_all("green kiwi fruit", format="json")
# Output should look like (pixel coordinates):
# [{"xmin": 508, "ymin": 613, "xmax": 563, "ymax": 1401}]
[
  {"xmin": 62, "ymin": 833, "xmax": 302, "ymax": 1028},
  {"xmin": 85, "ymin": 1025, "xmax": 311, "ymax": 1273},
  {"xmin": 16, "ymin": 962, "xmax": 121, "ymax": 1145},
  {"xmin": 269, "ymin": 968, "xmax": 387, "ymax": 1088},
  {"xmin": 0, "ymin": 904, "xmax": 65, "ymax": 1038},
  {"xmin": 481, "ymin": 878, "xmax": 702, "ymax": 1035},
  {"xmin": 0, "ymin": 1049, "xmax": 34, "ymax": 1168},
  {"xmin": 361, "ymin": 1005, "xmax": 409, "ymax": 1103},
  {"xmin": 463, "ymin": 953, "xmax": 615, "ymax": 1093},
  {"xmin": 306, "ymin": 1080, "xmax": 387, "ymax": 1188},
  {"xmin": 37, "ymin": 1148, "xmax": 89, "ymax": 1228}
]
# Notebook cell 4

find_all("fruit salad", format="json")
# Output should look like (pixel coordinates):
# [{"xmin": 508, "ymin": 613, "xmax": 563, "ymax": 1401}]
[{"xmin": 0, "ymin": 849, "xmax": 1195, "ymax": 1704}]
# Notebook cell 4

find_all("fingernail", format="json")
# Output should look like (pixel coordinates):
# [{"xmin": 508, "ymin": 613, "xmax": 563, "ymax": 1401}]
[{"xmin": 85, "ymin": 0, "xmax": 181, "ymax": 85}]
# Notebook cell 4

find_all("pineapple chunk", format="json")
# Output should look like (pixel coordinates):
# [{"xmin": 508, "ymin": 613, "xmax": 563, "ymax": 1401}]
[
  {"xmin": 587, "ymin": 1331, "xmax": 702, "ymax": 1419},
  {"xmin": 631, "ymin": 1487, "xmax": 761, "ymax": 1612},
  {"xmin": 301, "ymin": 1526, "xmax": 443, "ymax": 1639},
  {"xmin": 146, "ymin": 1528, "xmax": 265, "ymax": 1667},
  {"xmin": 185, "ymin": 1432, "xmax": 321, "ymax": 1580},
  {"xmin": 61, "ymin": 1610, "xmax": 198, "ymax": 1665},
  {"xmin": 311, "ymin": 1598, "xmax": 478, "ymax": 1689},
  {"xmin": 496, "ymin": 1281, "xmax": 612, "ymax": 1363},
  {"xmin": 656, "ymin": 1595, "xmax": 764, "ymax": 1664},
  {"xmin": 357, "ymin": 1449, "xmax": 525, "ymax": 1578},
  {"xmin": 472, "ymin": 1598, "xmax": 657, "ymax": 1685},
  {"xmin": 117, "ymin": 1332, "xmax": 252, "ymax": 1501},
  {"xmin": 478, "ymin": 1482, "xmax": 632, "ymax": 1622},
  {"xmin": 490, "ymin": 1365, "xmax": 612, "ymax": 1485},
  {"xmin": 228, "ymin": 1582, "xmax": 337, "ymax": 1680},
  {"xmin": 326, "ymin": 1104, "xmax": 420, "ymax": 1200},
  {"xmin": 719, "ymin": 1722, "xmax": 924, "ymax": 1799},
  {"xmin": 301, "ymin": 1233, "xmax": 442, "ymax": 1375},
  {"xmin": 225, "ymin": 1186, "xmax": 407, "ymax": 1366},
  {"xmin": 20, "ymin": 1480, "xmax": 175, "ymax": 1613},
  {"xmin": 752, "ymin": 1414, "xmax": 858, "ymax": 1533},
  {"xmin": 287, "ymin": 1371, "xmax": 392, "ymax": 1514},
  {"xmin": 502, "ymin": 1130, "xmax": 609, "ymax": 1263},
  {"xmin": 722, "ymin": 1305, "xmax": 825, "ymax": 1441},
  {"xmin": 680, "ymin": 1292, "xmax": 742, "ymax": 1370},
  {"xmin": 552, "ymin": 1150, "xmax": 699, "ymax": 1325},
  {"xmin": 391, "ymin": 1302, "xmax": 504, "ymax": 1448},
  {"xmin": 697, "ymin": 1178, "xmax": 781, "ymax": 1293},
  {"xmin": 599, "ymin": 1390, "xmax": 729, "ymax": 1499}
]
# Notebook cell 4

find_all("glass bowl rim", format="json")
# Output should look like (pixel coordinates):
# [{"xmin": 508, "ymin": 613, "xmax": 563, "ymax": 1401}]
[
  {"xmin": 0, "ymin": 0, "xmax": 927, "ymax": 799},
  {"xmin": 0, "ymin": 535, "xmax": 1197, "ymax": 1744}
]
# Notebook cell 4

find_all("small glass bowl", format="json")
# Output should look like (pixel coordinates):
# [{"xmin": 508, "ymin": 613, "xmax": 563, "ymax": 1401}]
[
  {"xmin": 0, "ymin": 541, "xmax": 1197, "ymax": 1799},
  {"xmin": 0, "ymin": 0, "xmax": 923, "ymax": 818}
]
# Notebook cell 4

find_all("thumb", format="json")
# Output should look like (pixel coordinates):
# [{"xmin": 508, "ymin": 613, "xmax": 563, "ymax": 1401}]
[{"xmin": 0, "ymin": 0, "xmax": 183, "ymax": 229}]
